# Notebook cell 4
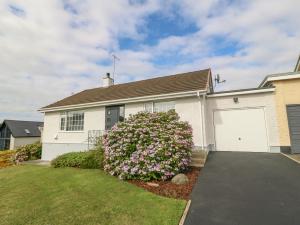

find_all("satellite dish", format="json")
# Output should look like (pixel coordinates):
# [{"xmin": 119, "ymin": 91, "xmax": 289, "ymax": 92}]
[{"xmin": 214, "ymin": 74, "xmax": 226, "ymax": 87}]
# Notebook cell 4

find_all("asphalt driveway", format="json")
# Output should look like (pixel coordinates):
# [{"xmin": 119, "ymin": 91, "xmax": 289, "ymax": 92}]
[{"xmin": 184, "ymin": 152, "xmax": 300, "ymax": 225}]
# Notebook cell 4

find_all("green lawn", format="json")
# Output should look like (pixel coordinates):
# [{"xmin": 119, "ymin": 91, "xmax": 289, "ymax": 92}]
[{"xmin": 0, "ymin": 165, "xmax": 186, "ymax": 225}]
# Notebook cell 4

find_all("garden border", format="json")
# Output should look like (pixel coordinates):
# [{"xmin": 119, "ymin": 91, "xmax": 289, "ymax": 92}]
[
  {"xmin": 281, "ymin": 153, "xmax": 300, "ymax": 164},
  {"xmin": 179, "ymin": 200, "xmax": 191, "ymax": 225}
]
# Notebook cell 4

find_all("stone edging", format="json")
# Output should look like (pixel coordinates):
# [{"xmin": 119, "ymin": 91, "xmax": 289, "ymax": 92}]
[
  {"xmin": 179, "ymin": 199, "xmax": 191, "ymax": 225},
  {"xmin": 280, "ymin": 153, "xmax": 300, "ymax": 164}
]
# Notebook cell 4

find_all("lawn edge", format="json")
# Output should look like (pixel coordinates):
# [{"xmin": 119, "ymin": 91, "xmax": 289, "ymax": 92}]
[{"xmin": 179, "ymin": 199, "xmax": 191, "ymax": 225}]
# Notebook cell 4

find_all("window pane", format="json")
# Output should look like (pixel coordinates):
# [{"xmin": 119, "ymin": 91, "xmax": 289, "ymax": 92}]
[
  {"xmin": 119, "ymin": 106, "xmax": 125, "ymax": 122},
  {"xmin": 154, "ymin": 101, "xmax": 175, "ymax": 112},
  {"xmin": 144, "ymin": 102, "xmax": 153, "ymax": 112},
  {"xmin": 64, "ymin": 111, "xmax": 84, "ymax": 131},
  {"xmin": 60, "ymin": 117, "xmax": 65, "ymax": 130}
]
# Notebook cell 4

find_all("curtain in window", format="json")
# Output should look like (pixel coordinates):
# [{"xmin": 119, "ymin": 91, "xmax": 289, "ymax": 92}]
[{"xmin": 144, "ymin": 101, "xmax": 175, "ymax": 113}]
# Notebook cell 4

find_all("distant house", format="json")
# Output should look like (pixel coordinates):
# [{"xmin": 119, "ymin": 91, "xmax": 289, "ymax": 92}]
[{"xmin": 0, "ymin": 120, "xmax": 43, "ymax": 150}]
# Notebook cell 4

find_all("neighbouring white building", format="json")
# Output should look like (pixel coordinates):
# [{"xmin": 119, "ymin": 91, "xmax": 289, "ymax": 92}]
[{"xmin": 39, "ymin": 69, "xmax": 282, "ymax": 161}]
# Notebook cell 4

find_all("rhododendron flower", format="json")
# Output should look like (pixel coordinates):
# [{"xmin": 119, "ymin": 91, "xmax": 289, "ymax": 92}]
[{"xmin": 103, "ymin": 110, "xmax": 193, "ymax": 181}]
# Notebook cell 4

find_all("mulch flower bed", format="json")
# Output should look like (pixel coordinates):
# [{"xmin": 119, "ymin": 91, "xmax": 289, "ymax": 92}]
[{"xmin": 128, "ymin": 167, "xmax": 200, "ymax": 200}]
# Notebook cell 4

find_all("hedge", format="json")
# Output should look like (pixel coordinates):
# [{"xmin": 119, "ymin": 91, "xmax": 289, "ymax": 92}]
[{"xmin": 51, "ymin": 149, "xmax": 104, "ymax": 169}]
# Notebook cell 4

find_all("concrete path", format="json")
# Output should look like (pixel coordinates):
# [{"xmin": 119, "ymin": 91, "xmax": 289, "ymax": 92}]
[
  {"xmin": 184, "ymin": 152, "xmax": 300, "ymax": 225},
  {"xmin": 20, "ymin": 160, "xmax": 50, "ymax": 166}
]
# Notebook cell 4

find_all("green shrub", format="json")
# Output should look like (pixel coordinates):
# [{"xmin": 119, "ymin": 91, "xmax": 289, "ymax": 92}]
[
  {"xmin": 15, "ymin": 142, "xmax": 42, "ymax": 163},
  {"xmin": 51, "ymin": 149, "xmax": 104, "ymax": 169},
  {"xmin": 103, "ymin": 110, "xmax": 193, "ymax": 181}
]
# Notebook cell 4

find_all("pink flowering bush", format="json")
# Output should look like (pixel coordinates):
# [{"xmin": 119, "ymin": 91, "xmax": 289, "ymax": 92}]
[
  {"xmin": 103, "ymin": 110, "xmax": 193, "ymax": 181},
  {"xmin": 14, "ymin": 142, "xmax": 42, "ymax": 163}
]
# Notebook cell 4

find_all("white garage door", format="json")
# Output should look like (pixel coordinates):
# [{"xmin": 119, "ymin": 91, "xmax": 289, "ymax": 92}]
[{"xmin": 213, "ymin": 108, "xmax": 269, "ymax": 152}]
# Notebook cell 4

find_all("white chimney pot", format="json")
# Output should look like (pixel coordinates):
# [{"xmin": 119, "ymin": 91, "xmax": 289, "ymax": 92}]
[{"xmin": 103, "ymin": 73, "xmax": 114, "ymax": 87}]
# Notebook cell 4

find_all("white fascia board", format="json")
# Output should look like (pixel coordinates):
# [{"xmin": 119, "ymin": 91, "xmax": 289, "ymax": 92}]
[
  {"xmin": 39, "ymin": 90, "xmax": 206, "ymax": 113},
  {"xmin": 207, "ymin": 88, "xmax": 275, "ymax": 98},
  {"xmin": 259, "ymin": 72, "xmax": 300, "ymax": 87}
]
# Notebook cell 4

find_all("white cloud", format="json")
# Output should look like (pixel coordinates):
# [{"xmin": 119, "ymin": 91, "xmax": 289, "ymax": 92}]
[
  {"xmin": 0, "ymin": 0, "xmax": 299, "ymax": 122},
  {"xmin": 0, "ymin": 0, "xmax": 160, "ymax": 121},
  {"xmin": 154, "ymin": 0, "xmax": 300, "ymax": 89}
]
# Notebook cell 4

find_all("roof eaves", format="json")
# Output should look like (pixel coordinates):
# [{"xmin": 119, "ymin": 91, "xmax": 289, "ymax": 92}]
[
  {"xmin": 294, "ymin": 55, "xmax": 300, "ymax": 72},
  {"xmin": 39, "ymin": 89, "xmax": 207, "ymax": 112},
  {"xmin": 208, "ymin": 87, "xmax": 275, "ymax": 97},
  {"xmin": 259, "ymin": 71, "xmax": 300, "ymax": 87}
]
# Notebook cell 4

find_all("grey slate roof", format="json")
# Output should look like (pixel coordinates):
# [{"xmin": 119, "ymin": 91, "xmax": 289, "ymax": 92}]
[
  {"xmin": 42, "ymin": 69, "xmax": 211, "ymax": 109},
  {"xmin": 3, "ymin": 120, "xmax": 43, "ymax": 138}
]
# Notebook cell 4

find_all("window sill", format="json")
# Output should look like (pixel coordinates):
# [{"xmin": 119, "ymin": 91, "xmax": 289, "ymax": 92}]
[{"xmin": 58, "ymin": 131, "xmax": 85, "ymax": 133}]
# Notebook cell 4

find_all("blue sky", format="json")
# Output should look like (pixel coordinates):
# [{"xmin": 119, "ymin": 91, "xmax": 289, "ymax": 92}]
[
  {"xmin": 0, "ymin": 0, "xmax": 299, "ymax": 121},
  {"xmin": 119, "ymin": 9, "xmax": 199, "ymax": 48}
]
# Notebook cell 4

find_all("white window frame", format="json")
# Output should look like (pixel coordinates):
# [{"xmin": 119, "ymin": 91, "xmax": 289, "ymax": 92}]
[
  {"xmin": 143, "ymin": 101, "xmax": 175, "ymax": 113},
  {"xmin": 60, "ymin": 112, "xmax": 67, "ymax": 131},
  {"xmin": 144, "ymin": 102, "xmax": 154, "ymax": 113},
  {"xmin": 60, "ymin": 111, "xmax": 85, "ymax": 132}
]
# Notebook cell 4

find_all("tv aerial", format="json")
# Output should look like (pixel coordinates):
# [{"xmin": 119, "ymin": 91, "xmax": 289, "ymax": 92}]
[
  {"xmin": 112, "ymin": 54, "xmax": 120, "ymax": 80},
  {"xmin": 214, "ymin": 74, "xmax": 226, "ymax": 88}
]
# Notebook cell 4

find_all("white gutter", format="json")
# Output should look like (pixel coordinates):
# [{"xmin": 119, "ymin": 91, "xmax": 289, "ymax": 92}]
[
  {"xmin": 39, "ymin": 90, "xmax": 207, "ymax": 113},
  {"xmin": 207, "ymin": 88, "xmax": 275, "ymax": 98}
]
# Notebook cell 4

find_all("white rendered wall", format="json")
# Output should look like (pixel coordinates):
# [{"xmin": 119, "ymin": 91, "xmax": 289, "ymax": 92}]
[
  {"xmin": 42, "ymin": 106, "xmax": 105, "ymax": 144},
  {"xmin": 42, "ymin": 97, "xmax": 204, "ymax": 160},
  {"xmin": 125, "ymin": 103, "xmax": 144, "ymax": 118},
  {"xmin": 124, "ymin": 97, "xmax": 204, "ymax": 147},
  {"xmin": 175, "ymin": 97, "xmax": 203, "ymax": 148},
  {"xmin": 206, "ymin": 92, "xmax": 280, "ymax": 152},
  {"xmin": 42, "ymin": 106, "xmax": 105, "ymax": 160},
  {"xmin": 10, "ymin": 136, "xmax": 41, "ymax": 150}
]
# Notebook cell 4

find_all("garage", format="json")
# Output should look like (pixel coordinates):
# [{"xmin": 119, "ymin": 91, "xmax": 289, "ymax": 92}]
[
  {"xmin": 213, "ymin": 108, "xmax": 269, "ymax": 152},
  {"xmin": 287, "ymin": 105, "xmax": 300, "ymax": 153}
]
